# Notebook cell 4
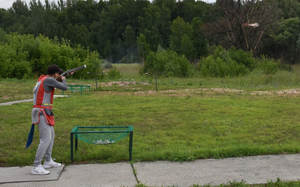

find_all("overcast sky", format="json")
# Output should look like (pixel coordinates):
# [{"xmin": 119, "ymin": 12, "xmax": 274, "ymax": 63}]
[{"xmin": 0, "ymin": 0, "xmax": 216, "ymax": 10}]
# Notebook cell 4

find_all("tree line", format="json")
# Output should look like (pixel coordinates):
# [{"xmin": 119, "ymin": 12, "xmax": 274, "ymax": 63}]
[
  {"xmin": 0, "ymin": 0, "xmax": 300, "ymax": 79},
  {"xmin": 1, "ymin": 0, "xmax": 299, "ymax": 64}
]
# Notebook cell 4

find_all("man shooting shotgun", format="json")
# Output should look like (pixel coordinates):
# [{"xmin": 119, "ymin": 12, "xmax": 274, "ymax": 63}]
[{"xmin": 27, "ymin": 64, "xmax": 86, "ymax": 175}]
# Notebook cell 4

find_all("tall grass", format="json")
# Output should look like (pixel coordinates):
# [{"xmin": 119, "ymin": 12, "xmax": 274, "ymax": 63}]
[
  {"xmin": 137, "ymin": 69, "xmax": 300, "ymax": 91},
  {"xmin": 2, "ymin": 67, "xmax": 300, "ymax": 103},
  {"xmin": 108, "ymin": 63, "xmax": 300, "ymax": 91},
  {"xmin": 113, "ymin": 63, "xmax": 142, "ymax": 78}
]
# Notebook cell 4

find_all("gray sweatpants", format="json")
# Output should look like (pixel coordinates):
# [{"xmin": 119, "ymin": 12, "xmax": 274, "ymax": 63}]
[{"xmin": 33, "ymin": 114, "xmax": 55, "ymax": 167}]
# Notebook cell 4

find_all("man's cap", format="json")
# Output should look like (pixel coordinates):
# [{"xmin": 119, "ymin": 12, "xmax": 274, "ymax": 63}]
[{"xmin": 47, "ymin": 64, "xmax": 63, "ymax": 75}]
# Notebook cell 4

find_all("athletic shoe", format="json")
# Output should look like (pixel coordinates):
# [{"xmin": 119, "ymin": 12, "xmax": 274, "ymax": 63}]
[
  {"xmin": 43, "ymin": 159, "xmax": 62, "ymax": 169},
  {"xmin": 32, "ymin": 165, "xmax": 50, "ymax": 175}
]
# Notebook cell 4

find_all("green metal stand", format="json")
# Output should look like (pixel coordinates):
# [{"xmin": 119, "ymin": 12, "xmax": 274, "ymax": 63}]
[
  {"xmin": 70, "ymin": 126, "xmax": 133, "ymax": 162},
  {"xmin": 63, "ymin": 85, "xmax": 91, "ymax": 95}
]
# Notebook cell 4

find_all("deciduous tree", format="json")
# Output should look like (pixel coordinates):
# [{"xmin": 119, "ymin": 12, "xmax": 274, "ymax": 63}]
[{"xmin": 205, "ymin": 0, "xmax": 279, "ymax": 55}]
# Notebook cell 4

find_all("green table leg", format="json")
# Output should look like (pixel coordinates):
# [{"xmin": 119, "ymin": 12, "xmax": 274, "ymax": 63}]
[
  {"xmin": 75, "ymin": 134, "xmax": 78, "ymax": 152},
  {"xmin": 129, "ymin": 131, "xmax": 133, "ymax": 161},
  {"xmin": 71, "ymin": 133, "xmax": 74, "ymax": 162}
]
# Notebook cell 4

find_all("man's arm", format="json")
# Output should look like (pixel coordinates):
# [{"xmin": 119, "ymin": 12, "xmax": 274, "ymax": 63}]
[{"xmin": 44, "ymin": 77, "xmax": 68, "ymax": 91}]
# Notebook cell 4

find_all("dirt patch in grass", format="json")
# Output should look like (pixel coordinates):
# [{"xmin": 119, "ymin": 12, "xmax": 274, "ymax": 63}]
[
  {"xmin": 96, "ymin": 87, "xmax": 300, "ymax": 97},
  {"xmin": 132, "ymin": 88, "xmax": 244, "ymax": 97},
  {"xmin": 251, "ymin": 89, "xmax": 300, "ymax": 96},
  {"xmin": 100, "ymin": 81, "xmax": 149, "ymax": 87}
]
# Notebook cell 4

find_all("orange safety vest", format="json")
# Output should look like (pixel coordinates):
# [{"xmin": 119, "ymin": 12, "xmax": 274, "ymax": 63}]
[{"xmin": 33, "ymin": 75, "xmax": 55, "ymax": 126}]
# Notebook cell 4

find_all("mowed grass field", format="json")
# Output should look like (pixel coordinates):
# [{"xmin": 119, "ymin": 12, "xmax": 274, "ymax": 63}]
[
  {"xmin": 1, "ymin": 64, "xmax": 300, "ymax": 168},
  {"xmin": 1, "ymin": 86, "xmax": 300, "ymax": 166}
]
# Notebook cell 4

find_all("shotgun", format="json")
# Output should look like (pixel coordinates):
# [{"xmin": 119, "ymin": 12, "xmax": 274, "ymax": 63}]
[{"xmin": 57, "ymin": 64, "xmax": 87, "ymax": 82}]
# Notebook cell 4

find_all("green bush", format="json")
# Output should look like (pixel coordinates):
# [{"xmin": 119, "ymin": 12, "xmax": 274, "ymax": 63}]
[
  {"xmin": 278, "ymin": 63, "xmax": 292, "ymax": 72},
  {"xmin": 257, "ymin": 56, "xmax": 280, "ymax": 75},
  {"xmin": 228, "ymin": 48, "xmax": 256, "ymax": 70},
  {"xmin": 106, "ymin": 67, "xmax": 121, "ymax": 79},
  {"xmin": 143, "ymin": 49, "xmax": 193, "ymax": 77},
  {"xmin": 197, "ymin": 46, "xmax": 250, "ymax": 77},
  {"xmin": 197, "ymin": 46, "xmax": 283, "ymax": 77},
  {"xmin": 0, "ymin": 45, "xmax": 14, "ymax": 78},
  {"xmin": 12, "ymin": 61, "xmax": 31, "ymax": 79},
  {"xmin": 0, "ymin": 36, "xmax": 31, "ymax": 79},
  {"xmin": 82, "ymin": 51, "xmax": 103, "ymax": 79},
  {"xmin": 0, "ymin": 31, "xmax": 102, "ymax": 79}
]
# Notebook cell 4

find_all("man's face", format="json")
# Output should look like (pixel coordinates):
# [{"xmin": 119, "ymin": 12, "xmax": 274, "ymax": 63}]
[{"xmin": 54, "ymin": 73, "xmax": 60, "ymax": 79}]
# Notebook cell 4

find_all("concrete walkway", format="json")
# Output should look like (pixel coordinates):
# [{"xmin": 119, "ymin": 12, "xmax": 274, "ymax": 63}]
[
  {"xmin": 0, "ymin": 165, "xmax": 65, "ymax": 184},
  {"xmin": 0, "ymin": 95, "xmax": 69, "ymax": 106},
  {"xmin": 1, "ymin": 154, "xmax": 300, "ymax": 187},
  {"xmin": 0, "ymin": 99, "xmax": 34, "ymax": 106}
]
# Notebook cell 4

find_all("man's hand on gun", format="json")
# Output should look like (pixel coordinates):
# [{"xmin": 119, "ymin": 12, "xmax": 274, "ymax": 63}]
[
  {"xmin": 56, "ymin": 65, "xmax": 84, "ymax": 82},
  {"xmin": 56, "ymin": 75, "xmax": 66, "ymax": 82},
  {"xmin": 57, "ymin": 72, "xmax": 75, "ymax": 82}
]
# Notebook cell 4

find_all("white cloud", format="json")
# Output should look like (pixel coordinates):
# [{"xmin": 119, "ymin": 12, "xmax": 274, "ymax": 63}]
[
  {"xmin": 202, "ymin": 0, "xmax": 216, "ymax": 3},
  {"xmin": 0, "ymin": 0, "xmax": 56, "ymax": 9},
  {"xmin": 0, "ymin": 0, "xmax": 216, "ymax": 10},
  {"xmin": 0, "ymin": 0, "xmax": 17, "ymax": 9}
]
